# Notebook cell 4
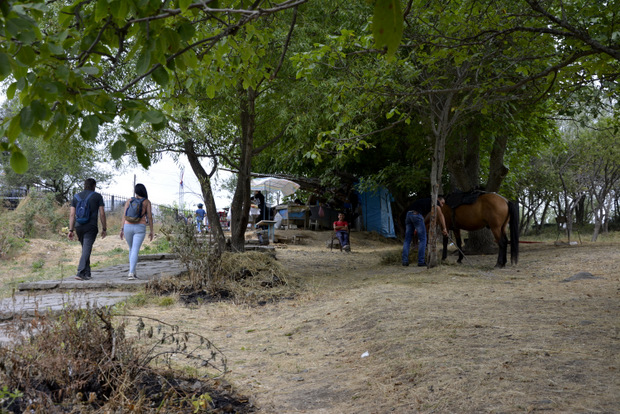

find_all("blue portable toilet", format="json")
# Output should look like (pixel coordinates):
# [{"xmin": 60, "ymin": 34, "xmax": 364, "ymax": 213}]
[{"xmin": 357, "ymin": 186, "xmax": 396, "ymax": 238}]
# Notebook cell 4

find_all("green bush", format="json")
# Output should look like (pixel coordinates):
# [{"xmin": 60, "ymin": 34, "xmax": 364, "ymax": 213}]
[
  {"xmin": 11, "ymin": 192, "xmax": 67, "ymax": 238},
  {"xmin": 0, "ymin": 210, "xmax": 26, "ymax": 258}
]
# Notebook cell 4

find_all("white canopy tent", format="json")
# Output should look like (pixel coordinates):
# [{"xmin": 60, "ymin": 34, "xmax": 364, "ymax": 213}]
[{"xmin": 250, "ymin": 177, "xmax": 300, "ymax": 197}]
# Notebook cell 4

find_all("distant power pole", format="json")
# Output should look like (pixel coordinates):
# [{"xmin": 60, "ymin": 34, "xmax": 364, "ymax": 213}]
[{"xmin": 179, "ymin": 168, "xmax": 184, "ymax": 208}]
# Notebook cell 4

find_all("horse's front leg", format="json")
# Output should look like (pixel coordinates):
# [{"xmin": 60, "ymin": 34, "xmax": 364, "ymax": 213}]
[{"xmin": 442, "ymin": 234, "xmax": 449, "ymax": 260}]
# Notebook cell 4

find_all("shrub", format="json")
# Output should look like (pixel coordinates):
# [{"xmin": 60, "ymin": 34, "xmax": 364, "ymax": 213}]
[
  {"xmin": 160, "ymin": 218, "xmax": 223, "ymax": 292},
  {"xmin": 0, "ymin": 307, "xmax": 234, "ymax": 413},
  {"xmin": 10, "ymin": 192, "xmax": 67, "ymax": 239},
  {"xmin": 0, "ymin": 209, "xmax": 26, "ymax": 258},
  {"xmin": 158, "ymin": 216, "xmax": 292, "ymax": 305}
]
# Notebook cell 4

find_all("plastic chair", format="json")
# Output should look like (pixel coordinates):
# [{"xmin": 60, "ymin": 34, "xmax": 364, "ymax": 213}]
[{"xmin": 331, "ymin": 230, "xmax": 351, "ymax": 252}]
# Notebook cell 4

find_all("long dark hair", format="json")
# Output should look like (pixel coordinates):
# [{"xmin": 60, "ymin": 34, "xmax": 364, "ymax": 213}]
[{"xmin": 135, "ymin": 183, "xmax": 148, "ymax": 199}]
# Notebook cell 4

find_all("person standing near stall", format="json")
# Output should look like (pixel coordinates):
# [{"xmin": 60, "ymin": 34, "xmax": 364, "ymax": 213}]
[{"xmin": 195, "ymin": 203, "xmax": 206, "ymax": 233}]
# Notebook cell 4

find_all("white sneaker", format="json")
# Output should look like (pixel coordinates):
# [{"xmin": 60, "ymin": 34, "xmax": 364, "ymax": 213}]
[{"xmin": 127, "ymin": 273, "xmax": 137, "ymax": 280}]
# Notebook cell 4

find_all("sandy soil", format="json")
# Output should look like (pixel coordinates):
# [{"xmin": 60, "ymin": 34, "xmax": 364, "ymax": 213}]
[{"xmin": 129, "ymin": 230, "xmax": 620, "ymax": 413}]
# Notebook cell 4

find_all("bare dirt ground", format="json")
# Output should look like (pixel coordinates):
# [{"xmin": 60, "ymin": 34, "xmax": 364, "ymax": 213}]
[
  {"xmin": 131, "ymin": 230, "xmax": 620, "ymax": 414},
  {"xmin": 3, "ymin": 228, "xmax": 619, "ymax": 413}
]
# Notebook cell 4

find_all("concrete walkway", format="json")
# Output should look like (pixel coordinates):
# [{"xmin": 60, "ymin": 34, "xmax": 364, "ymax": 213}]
[
  {"xmin": 0, "ymin": 246, "xmax": 275, "ymax": 321},
  {"xmin": 0, "ymin": 246, "xmax": 276, "ymax": 344},
  {"xmin": 0, "ymin": 254, "xmax": 185, "ymax": 322}
]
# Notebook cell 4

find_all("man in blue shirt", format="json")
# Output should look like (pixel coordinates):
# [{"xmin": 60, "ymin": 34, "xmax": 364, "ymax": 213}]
[
  {"xmin": 402, "ymin": 196, "xmax": 448, "ymax": 267},
  {"xmin": 195, "ymin": 203, "xmax": 206, "ymax": 233}
]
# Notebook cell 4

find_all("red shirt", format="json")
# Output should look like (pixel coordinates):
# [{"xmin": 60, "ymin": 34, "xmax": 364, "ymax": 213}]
[{"xmin": 333, "ymin": 220, "xmax": 348, "ymax": 231}]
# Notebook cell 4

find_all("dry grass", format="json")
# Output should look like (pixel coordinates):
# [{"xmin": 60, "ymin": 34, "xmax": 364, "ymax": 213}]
[
  {"xmin": 0, "ymin": 207, "xmax": 163, "ymax": 298},
  {"xmin": 2, "ymin": 221, "xmax": 619, "ymax": 413},
  {"xmin": 132, "ymin": 230, "xmax": 620, "ymax": 413}
]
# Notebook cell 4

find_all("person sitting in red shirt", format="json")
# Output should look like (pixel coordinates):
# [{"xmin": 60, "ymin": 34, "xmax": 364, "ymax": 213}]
[{"xmin": 333, "ymin": 212, "xmax": 350, "ymax": 252}]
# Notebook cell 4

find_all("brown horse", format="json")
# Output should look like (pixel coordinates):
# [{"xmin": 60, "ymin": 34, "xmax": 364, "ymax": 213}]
[{"xmin": 441, "ymin": 192, "xmax": 519, "ymax": 268}]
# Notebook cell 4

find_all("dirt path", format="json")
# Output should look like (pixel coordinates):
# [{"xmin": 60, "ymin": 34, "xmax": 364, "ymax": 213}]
[{"xmin": 134, "ymin": 232, "xmax": 620, "ymax": 413}]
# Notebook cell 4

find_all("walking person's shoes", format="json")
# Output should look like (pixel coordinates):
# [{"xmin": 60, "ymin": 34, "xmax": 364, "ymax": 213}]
[
  {"xmin": 418, "ymin": 263, "xmax": 427, "ymax": 267},
  {"xmin": 75, "ymin": 275, "xmax": 91, "ymax": 281},
  {"xmin": 127, "ymin": 273, "xmax": 138, "ymax": 280},
  {"xmin": 402, "ymin": 262, "xmax": 409, "ymax": 266}
]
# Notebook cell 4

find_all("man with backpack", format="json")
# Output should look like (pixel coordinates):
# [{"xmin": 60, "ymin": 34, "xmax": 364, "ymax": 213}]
[{"xmin": 68, "ymin": 178, "xmax": 107, "ymax": 280}]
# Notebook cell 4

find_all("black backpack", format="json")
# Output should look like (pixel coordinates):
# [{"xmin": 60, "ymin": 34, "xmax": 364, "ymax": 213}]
[
  {"xmin": 75, "ymin": 192, "xmax": 94, "ymax": 225},
  {"xmin": 124, "ymin": 197, "xmax": 145, "ymax": 223}
]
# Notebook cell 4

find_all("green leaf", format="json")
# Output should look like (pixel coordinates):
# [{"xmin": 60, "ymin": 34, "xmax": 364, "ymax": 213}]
[
  {"xmin": 10, "ymin": 150, "xmax": 29, "ymax": 174},
  {"xmin": 0, "ymin": 53, "xmax": 11, "ymax": 79},
  {"xmin": 151, "ymin": 65, "xmax": 169, "ymax": 87},
  {"xmin": 136, "ymin": 49, "xmax": 151, "ymax": 74},
  {"xmin": 122, "ymin": 130, "xmax": 139, "ymax": 145},
  {"xmin": 151, "ymin": 121, "xmax": 166, "ymax": 131},
  {"xmin": 80, "ymin": 115, "xmax": 100, "ymax": 140},
  {"xmin": 135, "ymin": 144, "xmax": 151, "ymax": 168},
  {"xmin": 5, "ymin": 16, "xmax": 37, "ymax": 44},
  {"xmin": 7, "ymin": 117, "xmax": 21, "ymax": 142},
  {"xmin": 77, "ymin": 66, "xmax": 100, "ymax": 76},
  {"xmin": 6, "ymin": 82, "xmax": 17, "ymax": 99},
  {"xmin": 179, "ymin": 0, "xmax": 192, "ymax": 12},
  {"xmin": 143, "ymin": 110, "xmax": 165, "ymax": 124},
  {"xmin": 47, "ymin": 41, "xmax": 64, "ymax": 55},
  {"xmin": 110, "ymin": 140, "xmax": 127, "ymax": 159},
  {"xmin": 16, "ymin": 46, "xmax": 36, "ymax": 66},
  {"xmin": 177, "ymin": 22, "xmax": 195, "ymax": 42},
  {"xmin": 95, "ymin": 0, "xmax": 109, "ymax": 22},
  {"xmin": 112, "ymin": 0, "xmax": 128, "ymax": 20},
  {"xmin": 206, "ymin": 83, "xmax": 216, "ymax": 99},
  {"xmin": 55, "ymin": 65, "xmax": 70, "ymax": 81},
  {"xmin": 20, "ymin": 106, "xmax": 34, "ymax": 130},
  {"xmin": 372, "ymin": 0, "xmax": 403, "ymax": 59},
  {"xmin": 30, "ymin": 100, "xmax": 48, "ymax": 121},
  {"xmin": 182, "ymin": 50, "xmax": 198, "ymax": 69}
]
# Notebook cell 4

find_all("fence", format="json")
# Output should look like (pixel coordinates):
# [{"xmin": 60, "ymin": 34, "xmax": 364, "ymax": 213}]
[
  {"xmin": 0, "ymin": 186, "xmax": 187, "ymax": 221},
  {"xmin": 0, "ymin": 187, "xmax": 28, "ymax": 210}
]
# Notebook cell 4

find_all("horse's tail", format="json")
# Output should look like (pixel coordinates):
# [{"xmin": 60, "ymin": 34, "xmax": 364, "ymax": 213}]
[{"xmin": 508, "ymin": 200, "xmax": 519, "ymax": 265}]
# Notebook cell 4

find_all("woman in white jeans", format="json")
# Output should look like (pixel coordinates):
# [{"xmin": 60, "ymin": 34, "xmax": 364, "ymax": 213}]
[{"xmin": 120, "ymin": 184, "xmax": 154, "ymax": 280}]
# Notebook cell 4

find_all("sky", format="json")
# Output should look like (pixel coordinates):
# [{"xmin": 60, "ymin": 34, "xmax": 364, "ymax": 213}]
[{"xmin": 98, "ymin": 154, "xmax": 233, "ymax": 211}]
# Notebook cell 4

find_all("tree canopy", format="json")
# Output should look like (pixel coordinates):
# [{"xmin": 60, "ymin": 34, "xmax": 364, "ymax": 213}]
[{"xmin": 1, "ymin": 0, "xmax": 618, "ymax": 245}]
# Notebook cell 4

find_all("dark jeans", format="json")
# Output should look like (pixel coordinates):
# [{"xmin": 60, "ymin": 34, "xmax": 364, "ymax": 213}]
[
  {"xmin": 402, "ymin": 211, "xmax": 426, "ymax": 265},
  {"xmin": 335, "ymin": 230, "xmax": 349, "ymax": 246},
  {"xmin": 76, "ymin": 227, "xmax": 98, "ymax": 278}
]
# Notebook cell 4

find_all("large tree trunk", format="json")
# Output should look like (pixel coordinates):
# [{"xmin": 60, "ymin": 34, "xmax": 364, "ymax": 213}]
[
  {"xmin": 184, "ymin": 139, "xmax": 226, "ymax": 253},
  {"xmin": 428, "ymin": 92, "xmax": 455, "ymax": 267},
  {"xmin": 447, "ymin": 129, "xmax": 510, "ymax": 254},
  {"xmin": 446, "ymin": 123, "xmax": 480, "ymax": 191},
  {"xmin": 229, "ymin": 87, "xmax": 257, "ymax": 251},
  {"xmin": 464, "ymin": 133, "xmax": 510, "ymax": 253},
  {"xmin": 487, "ymin": 135, "xmax": 509, "ymax": 192}
]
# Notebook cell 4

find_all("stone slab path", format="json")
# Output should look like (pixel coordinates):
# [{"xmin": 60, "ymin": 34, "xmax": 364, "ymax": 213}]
[
  {"xmin": 0, "ymin": 247, "xmax": 276, "ymax": 343},
  {"xmin": 0, "ymin": 254, "xmax": 185, "ymax": 322}
]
